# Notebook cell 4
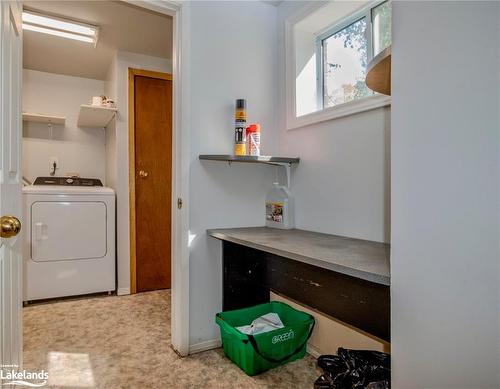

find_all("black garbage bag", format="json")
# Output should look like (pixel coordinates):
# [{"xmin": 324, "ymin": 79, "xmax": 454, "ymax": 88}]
[
  {"xmin": 314, "ymin": 348, "xmax": 390, "ymax": 389},
  {"xmin": 314, "ymin": 355, "xmax": 349, "ymax": 389}
]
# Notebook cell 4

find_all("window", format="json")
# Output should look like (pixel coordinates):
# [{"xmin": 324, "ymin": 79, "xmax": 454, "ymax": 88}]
[
  {"xmin": 320, "ymin": 17, "xmax": 370, "ymax": 108},
  {"xmin": 372, "ymin": 1, "xmax": 392, "ymax": 57},
  {"xmin": 289, "ymin": 1, "xmax": 391, "ymax": 129},
  {"xmin": 317, "ymin": 1, "xmax": 391, "ymax": 110}
]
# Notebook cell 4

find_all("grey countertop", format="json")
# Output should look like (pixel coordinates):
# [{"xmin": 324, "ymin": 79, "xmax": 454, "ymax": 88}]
[{"xmin": 208, "ymin": 227, "xmax": 390, "ymax": 286}]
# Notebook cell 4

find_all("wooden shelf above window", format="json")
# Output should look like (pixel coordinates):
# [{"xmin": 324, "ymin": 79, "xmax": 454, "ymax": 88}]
[{"xmin": 366, "ymin": 46, "xmax": 391, "ymax": 96}]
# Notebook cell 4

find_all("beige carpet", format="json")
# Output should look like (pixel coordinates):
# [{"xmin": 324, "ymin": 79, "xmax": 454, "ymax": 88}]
[{"xmin": 23, "ymin": 290, "xmax": 320, "ymax": 388}]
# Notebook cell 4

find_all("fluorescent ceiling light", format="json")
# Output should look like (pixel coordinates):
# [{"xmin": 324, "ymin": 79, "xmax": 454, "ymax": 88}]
[
  {"xmin": 22, "ymin": 24, "xmax": 94, "ymax": 43},
  {"xmin": 22, "ymin": 10, "xmax": 98, "ymax": 46}
]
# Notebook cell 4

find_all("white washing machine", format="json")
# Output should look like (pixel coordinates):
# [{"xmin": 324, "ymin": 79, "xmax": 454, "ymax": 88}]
[{"xmin": 23, "ymin": 177, "xmax": 115, "ymax": 301}]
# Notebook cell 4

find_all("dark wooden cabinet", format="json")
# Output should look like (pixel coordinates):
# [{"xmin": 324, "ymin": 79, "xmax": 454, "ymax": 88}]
[
  {"xmin": 222, "ymin": 242, "xmax": 268, "ymax": 310},
  {"xmin": 222, "ymin": 241, "xmax": 390, "ymax": 342}
]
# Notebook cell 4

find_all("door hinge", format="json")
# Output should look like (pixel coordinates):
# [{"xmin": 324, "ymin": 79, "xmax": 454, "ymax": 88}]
[{"xmin": 177, "ymin": 198, "xmax": 183, "ymax": 210}]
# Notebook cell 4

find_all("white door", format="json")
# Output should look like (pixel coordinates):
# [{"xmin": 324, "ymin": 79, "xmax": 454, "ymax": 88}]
[{"xmin": 0, "ymin": 0, "xmax": 23, "ymax": 377}]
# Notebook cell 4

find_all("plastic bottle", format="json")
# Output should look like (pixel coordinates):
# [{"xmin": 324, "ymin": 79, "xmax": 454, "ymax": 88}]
[
  {"xmin": 234, "ymin": 99, "xmax": 247, "ymax": 156},
  {"xmin": 265, "ymin": 182, "xmax": 294, "ymax": 229}
]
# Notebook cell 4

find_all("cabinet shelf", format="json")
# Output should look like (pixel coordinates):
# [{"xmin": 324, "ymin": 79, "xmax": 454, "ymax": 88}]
[
  {"xmin": 22, "ymin": 112, "xmax": 65, "ymax": 125},
  {"xmin": 77, "ymin": 104, "xmax": 117, "ymax": 128}
]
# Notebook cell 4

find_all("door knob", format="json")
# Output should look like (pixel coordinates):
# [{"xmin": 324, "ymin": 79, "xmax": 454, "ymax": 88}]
[
  {"xmin": 0, "ymin": 216, "xmax": 21, "ymax": 238},
  {"xmin": 139, "ymin": 170, "xmax": 149, "ymax": 178}
]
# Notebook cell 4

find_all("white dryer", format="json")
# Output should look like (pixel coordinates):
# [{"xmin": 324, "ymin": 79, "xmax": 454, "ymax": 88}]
[{"xmin": 23, "ymin": 177, "xmax": 115, "ymax": 301}]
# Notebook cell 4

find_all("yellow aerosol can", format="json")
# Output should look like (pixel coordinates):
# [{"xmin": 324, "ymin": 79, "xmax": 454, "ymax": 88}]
[{"xmin": 234, "ymin": 99, "xmax": 247, "ymax": 156}]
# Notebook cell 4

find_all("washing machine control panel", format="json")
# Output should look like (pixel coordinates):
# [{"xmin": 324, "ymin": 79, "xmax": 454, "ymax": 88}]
[{"xmin": 33, "ymin": 177, "xmax": 103, "ymax": 186}]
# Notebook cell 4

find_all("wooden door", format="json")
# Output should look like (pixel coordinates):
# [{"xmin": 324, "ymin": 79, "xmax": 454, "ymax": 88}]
[
  {"xmin": 134, "ymin": 73, "xmax": 172, "ymax": 292},
  {"xmin": 0, "ymin": 0, "xmax": 23, "ymax": 376}
]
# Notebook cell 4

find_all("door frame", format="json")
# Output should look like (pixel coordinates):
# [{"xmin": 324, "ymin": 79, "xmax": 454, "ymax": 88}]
[
  {"xmin": 124, "ymin": 0, "xmax": 190, "ymax": 357},
  {"xmin": 128, "ymin": 68, "xmax": 173, "ymax": 294},
  {"xmin": 0, "ymin": 0, "xmax": 23, "ymax": 372},
  {"xmin": 0, "ymin": 0, "xmax": 190, "ymax": 362}
]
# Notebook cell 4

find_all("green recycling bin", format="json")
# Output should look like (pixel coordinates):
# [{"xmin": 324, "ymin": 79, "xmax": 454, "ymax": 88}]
[{"xmin": 215, "ymin": 301, "xmax": 315, "ymax": 376}]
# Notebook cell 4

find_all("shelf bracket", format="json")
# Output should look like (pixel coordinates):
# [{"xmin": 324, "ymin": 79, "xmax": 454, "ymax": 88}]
[
  {"xmin": 199, "ymin": 155, "xmax": 299, "ymax": 189},
  {"xmin": 266, "ymin": 162, "xmax": 292, "ymax": 188}
]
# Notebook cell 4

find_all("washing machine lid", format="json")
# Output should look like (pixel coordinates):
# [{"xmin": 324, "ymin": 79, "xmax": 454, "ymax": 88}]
[{"xmin": 23, "ymin": 185, "xmax": 115, "ymax": 196}]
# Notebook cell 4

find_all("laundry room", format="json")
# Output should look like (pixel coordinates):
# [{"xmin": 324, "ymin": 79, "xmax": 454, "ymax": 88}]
[
  {"xmin": 20, "ymin": 2, "xmax": 175, "ymax": 378},
  {"xmin": 1, "ymin": 0, "xmax": 498, "ymax": 387}
]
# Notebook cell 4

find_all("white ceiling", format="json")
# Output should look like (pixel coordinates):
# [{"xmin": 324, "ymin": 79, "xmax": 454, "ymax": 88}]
[{"xmin": 23, "ymin": 1, "xmax": 173, "ymax": 80}]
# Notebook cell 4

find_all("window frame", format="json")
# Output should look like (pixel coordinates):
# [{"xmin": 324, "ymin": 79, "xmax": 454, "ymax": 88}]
[
  {"xmin": 316, "ymin": 0, "xmax": 389, "ymax": 110},
  {"xmin": 285, "ymin": 0, "xmax": 391, "ymax": 130}
]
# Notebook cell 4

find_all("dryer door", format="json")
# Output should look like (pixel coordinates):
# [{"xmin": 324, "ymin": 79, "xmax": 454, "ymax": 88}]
[{"xmin": 31, "ymin": 201, "xmax": 107, "ymax": 262}]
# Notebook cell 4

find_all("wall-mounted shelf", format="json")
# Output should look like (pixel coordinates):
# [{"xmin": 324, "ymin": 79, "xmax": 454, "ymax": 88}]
[
  {"xmin": 22, "ymin": 112, "xmax": 65, "ymax": 125},
  {"xmin": 366, "ymin": 46, "xmax": 391, "ymax": 96},
  {"xmin": 199, "ymin": 154, "xmax": 300, "ymax": 187},
  {"xmin": 199, "ymin": 155, "xmax": 300, "ymax": 165},
  {"xmin": 77, "ymin": 104, "xmax": 117, "ymax": 128}
]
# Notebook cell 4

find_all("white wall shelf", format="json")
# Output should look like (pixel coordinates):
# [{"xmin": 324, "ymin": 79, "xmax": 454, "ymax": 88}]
[
  {"xmin": 22, "ymin": 112, "xmax": 65, "ymax": 125},
  {"xmin": 77, "ymin": 104, "xmax": 117, "ymax": 128}
]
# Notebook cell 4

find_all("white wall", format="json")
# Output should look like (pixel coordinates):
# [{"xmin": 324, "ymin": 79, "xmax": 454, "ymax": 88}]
[
  {"xmin": 22, "ymin": 70, "xmax": 106, "ymax": 183},
  {"xmin": 277, "ymin": 2, "xmax": 390, "ymax": 243},
  {"xmin": 104, "ymin": 55, "xmax": 117, "ymax": 190},
  {"xmin": 498, "ymin": 3, "xmax": 500, "ymax": 380},
  {"xmin": 391, "ymin": 2, "xmax": 499, "ymax": 387},
  {"xmin": 188, "ymin": 1, "xmax": 278, "ymax": 347},
  {"xmin": 105, "ymin": 51, "xmax": 172, "ymax": 295}
]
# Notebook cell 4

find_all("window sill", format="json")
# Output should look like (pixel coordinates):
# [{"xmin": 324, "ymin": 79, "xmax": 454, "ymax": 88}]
[{"xmin": 287, "ymin": 94, "xmax": 391, "ymax": 131}]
